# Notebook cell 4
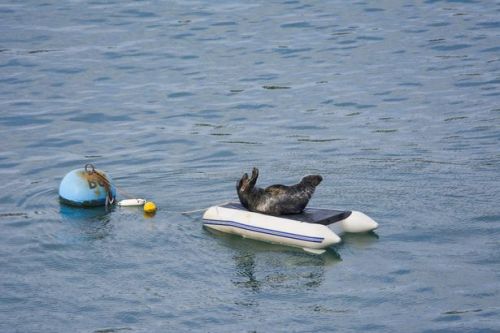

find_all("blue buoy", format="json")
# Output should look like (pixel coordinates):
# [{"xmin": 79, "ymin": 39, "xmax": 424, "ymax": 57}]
[{"xmin": 59, "ymin": 164, "xmax": 116, "ymax": 207}]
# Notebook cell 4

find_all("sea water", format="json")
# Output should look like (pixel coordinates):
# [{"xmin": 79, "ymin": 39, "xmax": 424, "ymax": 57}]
[{"xmin": 0, "ymin": 1, "xmax": 499, "ymax": 332}]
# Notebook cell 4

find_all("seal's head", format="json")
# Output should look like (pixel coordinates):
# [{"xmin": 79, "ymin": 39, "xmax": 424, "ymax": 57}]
[
  {"xmin": 237, "ymin": 172, "xmax": 250, "ymax": 192},
  {"xmin": 301, "ymin": 175, "xmax": 323, "ymax": 187}
]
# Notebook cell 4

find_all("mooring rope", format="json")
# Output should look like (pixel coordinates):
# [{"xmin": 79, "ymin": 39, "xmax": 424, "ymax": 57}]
[
  {"xmin": 85, "ymin": 163, "xmax": 120, "ymax": 207},
  {"xmin": 84, "ymin": 163, "xmax": 232, "ymax": 215}
]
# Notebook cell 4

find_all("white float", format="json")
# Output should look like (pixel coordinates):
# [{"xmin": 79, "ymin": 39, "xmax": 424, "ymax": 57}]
[
  {"xmin": 117, "ymin": 198, "xmax": 146, "ymax": 206},
  {"xmin": 203, "ymin": 202, "xmax": 378, "ymax": 254}
]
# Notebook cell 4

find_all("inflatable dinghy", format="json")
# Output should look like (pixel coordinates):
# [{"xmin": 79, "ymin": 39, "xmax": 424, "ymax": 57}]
[{"xmin": 203, "ymin": 202, "xmax": 378, "ymax": 254}]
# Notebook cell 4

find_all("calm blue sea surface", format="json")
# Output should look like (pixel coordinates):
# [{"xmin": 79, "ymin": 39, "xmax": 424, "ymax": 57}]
[{"xmin": 1, "ymin": 1, "xmax": 499, "ymax": 332}]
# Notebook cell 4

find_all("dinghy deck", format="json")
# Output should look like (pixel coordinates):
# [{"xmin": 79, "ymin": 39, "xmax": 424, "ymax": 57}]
[{"xmin": 217, "ymin": 202, "xmax": 351, "ymax": 225}]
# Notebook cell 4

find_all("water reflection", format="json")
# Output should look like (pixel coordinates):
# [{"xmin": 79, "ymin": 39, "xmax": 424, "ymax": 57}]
[
  {"xmin": 233, "ymin": 252, "xmax": 261, "ymax": 292},
  {"xmin": 339, "ymin": 231, "xmax": 379, "ymax": 250},
  {"xmin": 205, "ymin": 228, "xmax": 342, "ymax": 292},
  {"xmin": 59, "ymin": 204, "xmax": 113, "ymax": 240},
  {"xmin": 231, "ymin": 249, "xmax": 341, "ymax": 293}
]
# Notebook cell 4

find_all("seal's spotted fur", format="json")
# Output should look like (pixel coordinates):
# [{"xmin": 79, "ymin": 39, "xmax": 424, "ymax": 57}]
[{"xmin": 236, "ymin": 167, "xmax": 322, "ymax": 215}]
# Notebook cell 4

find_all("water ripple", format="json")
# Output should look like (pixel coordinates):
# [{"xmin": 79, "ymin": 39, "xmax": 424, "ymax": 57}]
[{"xmin": 1, "ymin": 0, "xmax": 499, "ymax": 332}]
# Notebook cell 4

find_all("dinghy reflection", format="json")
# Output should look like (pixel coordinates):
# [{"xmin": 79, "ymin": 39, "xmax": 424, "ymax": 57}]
[
  {"xmin": 337, "ymin": 231, "xmax": 379, "ymax": 250},
  {"xmin": 205, "ymin": 228, "xmax": 341, "ymax": 292}
]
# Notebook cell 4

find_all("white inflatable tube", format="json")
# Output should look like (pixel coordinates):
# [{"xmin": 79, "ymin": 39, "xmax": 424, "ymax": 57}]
[
  {"xmin": 202, "ymin": 203, "xmax": 378, "ymax": 254},
  {"xmin": 327, "ymin": 210, "xmax": 379, "ymax": 234}
]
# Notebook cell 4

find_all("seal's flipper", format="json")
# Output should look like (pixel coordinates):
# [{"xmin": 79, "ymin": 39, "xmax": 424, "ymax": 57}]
[{"xmin": 249, "ymin": 167, "xmax": 259, "ymax": 188}]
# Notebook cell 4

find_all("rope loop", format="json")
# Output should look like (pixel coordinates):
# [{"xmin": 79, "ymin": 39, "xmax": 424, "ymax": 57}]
[{"xmin": 85, "ymin": 163, "xmax": 96, "ymax": 174}]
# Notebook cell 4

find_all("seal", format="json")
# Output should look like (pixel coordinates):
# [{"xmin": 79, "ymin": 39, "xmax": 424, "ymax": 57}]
[{"xmin": 236, "ymin": 167, "xmax": 323, "ymax": 215}]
